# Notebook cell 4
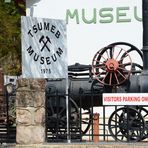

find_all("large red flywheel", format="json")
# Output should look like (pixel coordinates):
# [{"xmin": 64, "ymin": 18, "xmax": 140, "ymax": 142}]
[{"xmin": 92, "ymin": 44, "xmax": 133, "ymax": 86}]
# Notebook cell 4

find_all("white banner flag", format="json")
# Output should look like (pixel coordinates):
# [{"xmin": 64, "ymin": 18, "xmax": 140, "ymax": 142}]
[{"xmin": 21, "ymin": 16, "xmax": 67, "ymax": 78}]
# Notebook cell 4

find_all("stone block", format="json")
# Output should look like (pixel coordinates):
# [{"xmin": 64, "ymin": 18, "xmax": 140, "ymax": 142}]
[
  {"xmin": 16, "ymin": 125, "xmax": 32, "ymax": 144},
  {"xmin": 16, "ymin": 91, "xmax": 45, "ymax": 107},
  {"xmin": 16, "ymin": 91, "xmax": 34, "ymax": 107},
  {"xmin": 17, "ymin": 125, "xmax": 45, "ymax": 144},
  {"xmin": 16, "ymin": 78, "xmax": 30, "ymax": 91},
  {"xmin": 16, "ymin": 108, "xmax": 33, "ymax": 125},
  {"xmin": 34, "ymin": 107, "xmax": 45, "ymax": 124},
  {"xmin": 34, "ymin": 92, "xmax": 45, "ymax": 107},
  {"xmin": 29, "ymin": 79, "xmax": 46, "ymax": 91},
  {"xmin": 16, "ymin": 78, "xmax": 45, "ymax": 91}
]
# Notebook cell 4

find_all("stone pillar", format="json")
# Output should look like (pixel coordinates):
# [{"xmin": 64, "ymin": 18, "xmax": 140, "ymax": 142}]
[{"xmin": 16, "ymin": 78, "xmax": 45, "ymax": 144}]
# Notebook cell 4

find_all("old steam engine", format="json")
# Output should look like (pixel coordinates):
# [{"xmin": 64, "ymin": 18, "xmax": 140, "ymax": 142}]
[{"xmin": 46, "ymin": 0, "xmax": 148, "ymax": 142}]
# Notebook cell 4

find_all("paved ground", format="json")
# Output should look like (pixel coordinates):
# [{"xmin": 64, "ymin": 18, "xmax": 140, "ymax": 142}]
[{"xmin": 1, "ymin": 142, "xmax": 148, "ymax": 148}]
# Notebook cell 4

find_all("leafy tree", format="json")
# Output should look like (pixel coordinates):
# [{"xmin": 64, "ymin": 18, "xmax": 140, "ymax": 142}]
[{"xmin": 0, "ymin": 0, "xmax": 25, "ymax": 75}]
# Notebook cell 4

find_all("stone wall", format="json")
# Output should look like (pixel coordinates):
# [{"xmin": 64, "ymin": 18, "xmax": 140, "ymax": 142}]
[{"xmin": 16, "ymin": 78, "xmax": 46, "ymax": 144}]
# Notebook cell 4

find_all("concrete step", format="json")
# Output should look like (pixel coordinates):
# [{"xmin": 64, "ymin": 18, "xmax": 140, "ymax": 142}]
[{"xmin": 2, "ymin": 142, "xmax": 148, "ymax": 148}]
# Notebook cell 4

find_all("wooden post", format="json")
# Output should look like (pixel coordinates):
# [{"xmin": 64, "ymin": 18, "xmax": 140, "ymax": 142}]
[{"xmin": 93, "ymin": 113, "xmax": 99, "ymax": 143}]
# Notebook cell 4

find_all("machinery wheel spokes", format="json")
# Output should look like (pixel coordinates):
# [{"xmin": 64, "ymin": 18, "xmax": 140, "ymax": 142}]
[
  {"xmin": 136, "ymin": 106, "xmax": 148, "ymax": 140},
  {"xmin": 92, "ymin": 45, "xmax": 132, "ymax": 86},
  {"xmin": 108, "ymin": 107, "xmax": 145, "ymax": 142},
  {"xmin": 109, "ymin": 42, "xmax": 143, "ymax": 74},
  {"xmin": 79, "ymin": 108, "xmax": 92, "ymax": 134},
  {"xmin": 46, "ymin": 97, "xmax": 92, "ymax": 139},
  {"xmin": 46, "ymin": 97, "xmax": 79, "ymax": 138}
]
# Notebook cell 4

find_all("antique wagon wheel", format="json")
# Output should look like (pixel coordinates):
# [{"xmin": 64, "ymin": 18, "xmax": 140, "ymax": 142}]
[
  {"xmin": 136, "ymin": 106, "xmax": 148, "ymax": 140},
  {"xmin": 108, "ymin": 107, "xmax": 145, "ymax": 142},
  {"xmin": 92, "ymin": 45, "xmax": 132, "ymax": 86},
  {"xmin": 109, "ymin": 42, "xmax": 143, "ymax": 74},
  {"xmin": 92, "ymin": 42, "xmax": 143, "ymax": 86},
  {"xmin": 79, "ymin": 108, "xmax": 92, "ymax": 134}
]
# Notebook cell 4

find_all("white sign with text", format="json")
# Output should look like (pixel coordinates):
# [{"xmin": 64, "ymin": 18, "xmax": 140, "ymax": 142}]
[
  {"xmin": 103, "ymin": 93, "xmax": 148, "ymax": 105},
  {"xmin": 21, "ymin": 16, "xmax": 67, "ymax": 78}
]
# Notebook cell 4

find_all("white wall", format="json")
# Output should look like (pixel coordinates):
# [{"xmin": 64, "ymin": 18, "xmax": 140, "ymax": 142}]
[{"xmin": 26, "ymin": 0, "xmax": 142, "ymax": 65}]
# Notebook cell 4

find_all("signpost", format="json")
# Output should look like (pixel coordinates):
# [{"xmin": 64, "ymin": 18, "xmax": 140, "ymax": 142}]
[{"xmin": 21, "ymin": 16, "xmax": 70, "ymax": 142}]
